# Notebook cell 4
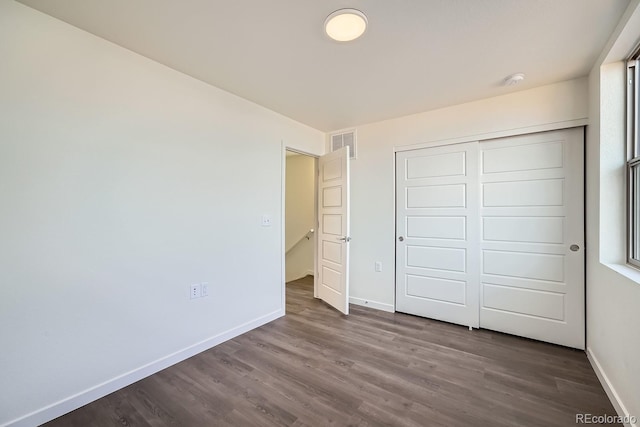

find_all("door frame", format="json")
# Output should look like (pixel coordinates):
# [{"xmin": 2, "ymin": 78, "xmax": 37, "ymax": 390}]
[{"xmin": 281, "ymin": 145, "xmax": 319, "ymax": 313}]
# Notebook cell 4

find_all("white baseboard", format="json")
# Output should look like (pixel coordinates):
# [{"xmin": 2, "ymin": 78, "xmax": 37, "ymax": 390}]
[
  {"xmin": 349, "ymin": 296, "xmax": 394, "ymax": 313},
  {"xmin": 586, "ymin": 347, "xmax": 638, "ymax": 427},
  {"xmin": 4, "ymin": 309, "xmax": 284, "ymax": 427}
]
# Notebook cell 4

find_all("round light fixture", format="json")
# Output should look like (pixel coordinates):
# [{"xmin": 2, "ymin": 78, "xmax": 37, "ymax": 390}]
[{"xmin": 324, "ymin": 9, "xmax": 368, "ymax": 42}]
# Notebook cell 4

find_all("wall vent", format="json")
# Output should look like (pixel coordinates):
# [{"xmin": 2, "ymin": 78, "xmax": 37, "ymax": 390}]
[{"xmin": 331, "ymin": 130, "xmax": 357, "ymax": 159}]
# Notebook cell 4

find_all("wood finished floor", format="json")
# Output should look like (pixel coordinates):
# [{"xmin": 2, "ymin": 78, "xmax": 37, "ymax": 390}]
[{"xmin": 44, "ymin": 276, "xmax": 618, "ymax": 427}]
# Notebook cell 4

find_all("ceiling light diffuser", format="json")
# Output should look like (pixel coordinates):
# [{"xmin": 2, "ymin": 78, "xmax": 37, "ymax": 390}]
[{"xmin": 324, "ymin": 9, "xmax": 368, "ymax": 42}]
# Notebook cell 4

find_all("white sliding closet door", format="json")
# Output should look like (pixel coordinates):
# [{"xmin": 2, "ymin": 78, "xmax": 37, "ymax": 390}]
[
  {"xmin": 395, "ymin": 128, "xmax": 585, "ymax": 349},
  {"xmin": 479, "ymin": 128, "xmax": 584, "ymax": 349},
  {"xmin": 395, "ymin": 142, "xmax": 480, "ymax": 328}
]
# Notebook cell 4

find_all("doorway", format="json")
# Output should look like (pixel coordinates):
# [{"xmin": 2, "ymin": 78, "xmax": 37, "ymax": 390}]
[{"xmin": 285, "ymin": 150, "xmax": 317, "ymax": 304}]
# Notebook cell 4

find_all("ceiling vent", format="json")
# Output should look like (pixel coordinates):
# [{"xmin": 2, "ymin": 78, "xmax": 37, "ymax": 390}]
[{"xmin": 331, "ymin": 130, "xmax": 357, "ymax": 159}]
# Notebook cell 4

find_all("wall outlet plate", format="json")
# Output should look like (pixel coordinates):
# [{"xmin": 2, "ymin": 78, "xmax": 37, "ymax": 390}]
[{"xmin": 190, "ymin": 284, "xmax": 201, "ymax": 299}]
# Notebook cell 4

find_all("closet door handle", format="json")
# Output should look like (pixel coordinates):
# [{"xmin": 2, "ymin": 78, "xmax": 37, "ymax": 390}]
[{"xmin": 398, "ymin": 236, "xmax": 404, "ymax": 242}]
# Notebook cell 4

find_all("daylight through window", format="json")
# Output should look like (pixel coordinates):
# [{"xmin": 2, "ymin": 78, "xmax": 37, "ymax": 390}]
[{"xmin": 627, "ymin": 46, "xmax": 640, "ymax": 267}]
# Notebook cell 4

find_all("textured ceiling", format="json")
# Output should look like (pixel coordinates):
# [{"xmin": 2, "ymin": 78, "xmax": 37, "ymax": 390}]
[{"xmin": 17, "ymin": 0, "xmax": 630, "ymax": 131}]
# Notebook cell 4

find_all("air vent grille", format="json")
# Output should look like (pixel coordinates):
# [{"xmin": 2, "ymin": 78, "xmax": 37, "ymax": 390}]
[{"xmin": 330, "ymin": 130, "xmax": 357, "ymax": 159}]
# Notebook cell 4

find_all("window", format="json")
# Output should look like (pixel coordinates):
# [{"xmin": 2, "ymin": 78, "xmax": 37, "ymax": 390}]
[{"xmin": 627, "ymin": 46, "xmax": 640, "ymax": 266}]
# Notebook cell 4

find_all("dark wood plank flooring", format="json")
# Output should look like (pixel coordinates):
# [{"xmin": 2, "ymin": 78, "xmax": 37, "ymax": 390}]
[{"xmin": 44, "ymin": 276, "xmax": 618, "ymax": 426}]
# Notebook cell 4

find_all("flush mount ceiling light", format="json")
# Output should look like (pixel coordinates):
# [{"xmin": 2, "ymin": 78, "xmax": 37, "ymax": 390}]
[
  {"xmin": 503, "ymin": 73, "xmax": 526, "ymax": 86},
  {"xmin": 324, "ymin": 9, "xmax": 368, "ymax": 42}
]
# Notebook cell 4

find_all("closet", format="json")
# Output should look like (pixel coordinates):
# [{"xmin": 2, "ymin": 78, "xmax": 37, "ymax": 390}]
[{"xmin": 395, "ymin": 128, "xmax": 584, "ymax": 349}]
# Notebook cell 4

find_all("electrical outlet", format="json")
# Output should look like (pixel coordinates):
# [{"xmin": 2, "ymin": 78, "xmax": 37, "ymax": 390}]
[
  {"xmin": 261, "ymin": 214, "xmax": 272, "ymax": 227},
  {"xmin": 190, "ymin": 284, "xmax": 201, "ymax": 299},
  {"xmin": 201, "ymin": 282, "xmax": 209, "ymax": 297}
]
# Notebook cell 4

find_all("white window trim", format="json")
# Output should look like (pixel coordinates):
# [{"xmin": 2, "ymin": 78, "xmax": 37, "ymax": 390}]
[{"xmin": 626, "ymin": 48, "xmax": 640, "ymax": 268}]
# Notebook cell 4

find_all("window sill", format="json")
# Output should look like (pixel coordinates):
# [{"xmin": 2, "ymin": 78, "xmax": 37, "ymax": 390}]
[{"xmin": 604, "ymin": 262, "xmax": 640, "ymax": 285}]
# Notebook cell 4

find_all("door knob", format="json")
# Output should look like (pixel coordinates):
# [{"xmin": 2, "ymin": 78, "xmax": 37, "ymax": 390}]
[
  {"xmin": 570, "ymin": 244, "xmax": 580, "ymax": 252},
  {"xmin": 338, "ymin": 236, "xmax": 352, "ymax": 242},
  {"xmin": 398, "ymin": 236, "xmax": 404, "ymax": 242}
]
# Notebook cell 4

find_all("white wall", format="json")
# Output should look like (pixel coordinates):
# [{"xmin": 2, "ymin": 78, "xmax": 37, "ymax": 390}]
[
  {"xmin": 334, "ymin": 79, "xmax": 588, "ymax": 311},
  {"xmin": 285, "ymin": 154, "xmax": 316, "ymax": 282},
  {"xmin": 586, "ymin": 1, "xmax": 640, "ymax": 424},
  {"xmin": 0, "ymin": 2, "xmax": 324, "ymax": 426}
]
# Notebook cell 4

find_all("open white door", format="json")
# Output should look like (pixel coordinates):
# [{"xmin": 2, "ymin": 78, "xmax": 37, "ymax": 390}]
[{"xmin": 317, "ymin": 146, "xmax": 350, "ymax": 314}]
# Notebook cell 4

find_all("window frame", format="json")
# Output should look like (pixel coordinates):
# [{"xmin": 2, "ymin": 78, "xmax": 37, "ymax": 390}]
[{"xmin": 627, "ymin": 47, "xmax": 640, "ymax": 268}]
